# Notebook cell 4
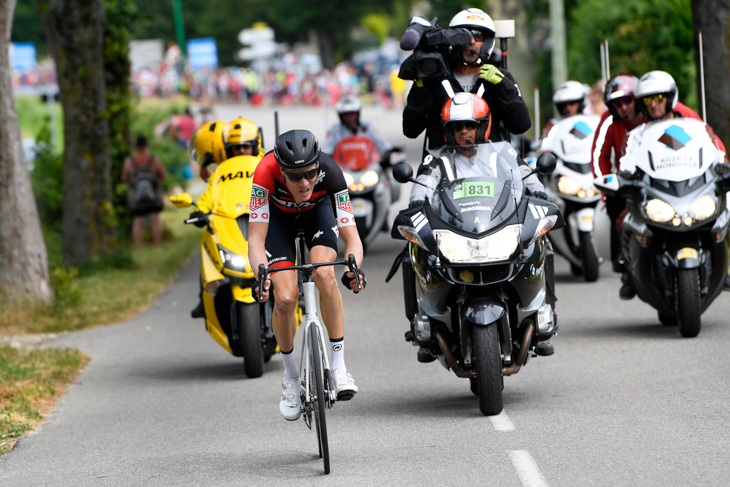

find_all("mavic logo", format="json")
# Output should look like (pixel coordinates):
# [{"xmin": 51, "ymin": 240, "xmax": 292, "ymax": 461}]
[
  {"xmin": 529, "ymin": 204, "xmax": 549, "ymax": 219},
  {"xmin": 659, "ymin": 125, "xmax": 692, "ymax": 151},
  {"xmin": 569, "ymin": 121, "xmax": 593, "ymax": 140},
  {"xmin": 411, "ymin": 212, "xmax": 427, "ymax": 232}
]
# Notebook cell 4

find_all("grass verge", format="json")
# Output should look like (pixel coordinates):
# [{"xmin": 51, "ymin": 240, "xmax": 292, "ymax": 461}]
[{"xmin": 0, "ymin": 345, "xmax": 88, "ymax": 456}]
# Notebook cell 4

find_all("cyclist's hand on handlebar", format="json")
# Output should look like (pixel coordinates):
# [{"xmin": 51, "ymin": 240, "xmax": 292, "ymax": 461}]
[
  {"xmin": 341, "ymin": 269, "xmax": 367, "ymax": 293},
  {"xmin": 252, "ymin": 278, "xmax": 273, "ymax": 302}
]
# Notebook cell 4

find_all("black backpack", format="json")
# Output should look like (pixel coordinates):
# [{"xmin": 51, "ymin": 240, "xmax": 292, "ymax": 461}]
[{"xmin": 128, "ymin": 155, "xmax": 162, "ymax": 211}]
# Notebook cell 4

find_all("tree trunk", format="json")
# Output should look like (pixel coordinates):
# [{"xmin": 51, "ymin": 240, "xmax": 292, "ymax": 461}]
[
  {"xmin": 316, "ymin": 29, "xmax": 336, "ymax": 70},
  {"xmin": 37, "ymin": 0, "xmax": 117, "ymax": 267},
  {"xmin": 0, "ymin": 0, "xmax": 54, "ymax": 304},
  {"xmin": 692, "ymin": 0, "xmax": 730, "ymax": 148}
]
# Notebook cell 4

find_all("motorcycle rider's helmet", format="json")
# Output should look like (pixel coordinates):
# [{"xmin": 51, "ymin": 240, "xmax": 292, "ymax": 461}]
[
  {"xmin": 603, "ymin": 74, "xmax": 639, "ymax": 119},
  {"xmin": 553, "ymin": 80, "xmax": 586, "ymax": 116},
  {"xmin": 274, "ymin": 129, "xmax": 321, "ymax": 170},
  {"xmin": 635, "ymin": 70, "xmax": 678, "ymax": 120},
  {"xmin": 224, "ymin": 117, "xmax": 260, "ymax": 156},
  {"xmin": 190, "ymin": 121, "xmax": 228, "ymax": 166},
  {"xmin": 440, "ymin": 92, "xmax": 492, "ymax": 150},
  {"xmin": 336, "ymin": 95, "xmax": 362, "ymax": 127},
  {"xmin": 449, "ymin": 8, "xmax": 496, "ymax": 64}
]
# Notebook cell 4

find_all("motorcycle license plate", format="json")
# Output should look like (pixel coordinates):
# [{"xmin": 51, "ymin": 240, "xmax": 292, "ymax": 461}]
[{"xmin": 677, "ymin": 248, "xmax": 698, "ymax": 260}]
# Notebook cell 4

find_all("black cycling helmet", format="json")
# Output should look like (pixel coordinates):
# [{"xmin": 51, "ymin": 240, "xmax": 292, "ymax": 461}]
[{"xmin": 273, "ymin": 129, "xmax": 321, "ymax": 169}]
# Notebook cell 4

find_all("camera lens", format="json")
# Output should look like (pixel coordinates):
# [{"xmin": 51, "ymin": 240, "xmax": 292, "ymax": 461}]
[{"xmin": 421, "ymin": 59, "xmax": 439, "ymax": 76}]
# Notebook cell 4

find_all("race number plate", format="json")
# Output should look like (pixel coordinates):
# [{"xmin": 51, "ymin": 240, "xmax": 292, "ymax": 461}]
[{"xmin": 453, "ymin": 182, "xmax": 495, "ymax": 200}]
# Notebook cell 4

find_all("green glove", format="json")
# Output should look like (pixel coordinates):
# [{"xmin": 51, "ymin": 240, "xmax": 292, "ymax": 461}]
[{"xmin": 479, "ymin": 64, "xmax": 505, "ymax": 85}]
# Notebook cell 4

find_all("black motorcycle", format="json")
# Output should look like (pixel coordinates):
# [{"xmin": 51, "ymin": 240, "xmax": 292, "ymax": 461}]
[
  {"xmin": 595, "ymin": 118, "xmax": 730, "ymax": 337},
  {"xmin": 387, "ymin": 145, "xmax": 563, "ymax": 415}
]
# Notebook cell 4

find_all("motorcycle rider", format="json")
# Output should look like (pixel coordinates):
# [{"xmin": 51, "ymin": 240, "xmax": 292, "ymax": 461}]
[
  {"xmin": 322, "ymin": 95, "xmax": 395, "ymax": 161},
  {"xmin": 199, "ymin": 117, "xmax": 263, "ymax": 183},
  {"xmin": 618, "ymin": 70, "xmax": 729, "ymax": 298},
  {"xmin": 408, "ymin": 93, "xmax": 557, "ymax": 358},
  {"xmin": 248, "ymin": 129, "xmax": 365, "ymax": 420},
  {"xmin": 541, "ymin": 80, "xmax": 586, "ymax": 140},
  {"xmin": 402, "ymin": 8, "xmax": 531, "ymax": 151}
]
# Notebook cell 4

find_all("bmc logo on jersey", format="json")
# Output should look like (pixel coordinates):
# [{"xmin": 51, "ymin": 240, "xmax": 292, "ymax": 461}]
[
  {"xmin": 336, "ymin": 191, "xmax": 353, "ymax": 214},
  {"xmin": 250, "ymin": 186, "xmax": 267, "ymax": 211}
]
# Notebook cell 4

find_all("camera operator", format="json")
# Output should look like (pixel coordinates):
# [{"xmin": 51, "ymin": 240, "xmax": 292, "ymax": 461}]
[{"xmin": 401, "ymin": 8, "xmax": 531, "ymax": 151}]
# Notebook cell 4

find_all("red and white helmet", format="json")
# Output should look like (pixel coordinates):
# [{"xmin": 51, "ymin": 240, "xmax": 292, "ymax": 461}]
[
  {"xmin": 449, "ymin": 8, "xmax": 497, "ymax": 60},
  {"xmin": 440, "ymin": 92, "xmax": 492, "ymax": 148},
  {"xmin": 603, "ymin": 74, "xmax": 639, "ymax": 119}
]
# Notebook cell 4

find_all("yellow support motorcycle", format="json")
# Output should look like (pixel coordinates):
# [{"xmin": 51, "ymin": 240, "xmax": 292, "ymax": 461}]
[{"xmin": 171, "ymin": 154, "xmax": 280, "ymax": 378}]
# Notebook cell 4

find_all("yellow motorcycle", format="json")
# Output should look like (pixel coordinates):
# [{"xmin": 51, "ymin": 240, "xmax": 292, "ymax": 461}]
[{"xmin": 171, "ymin": 154, "xmax": 279, "ymax": 378}]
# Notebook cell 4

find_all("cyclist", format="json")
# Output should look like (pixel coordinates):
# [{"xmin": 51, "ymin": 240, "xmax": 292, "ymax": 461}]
[
  {"xmin": 248, "ymin": 129, "xmax": 366, "ymax": 421},
  {"xmin": 322, "ymin": 95, "xmax": 395, "ymax": 161}
]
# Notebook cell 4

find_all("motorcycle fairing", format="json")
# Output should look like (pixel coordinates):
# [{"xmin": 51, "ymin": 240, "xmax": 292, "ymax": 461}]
[
  {"xmin": 540, "ymin": 114, "xmax": 600, "ymax": 164},
  {"xmin": 210, "ymin": 155, "xmax": 259, "ymax": 218},
  {"xmin": 634, "ymin": 119, "xmax": 719, "ymax": 182},
  {"xmin": 517, "ymin": 197, "xmax": 565, "ymax": 245}
]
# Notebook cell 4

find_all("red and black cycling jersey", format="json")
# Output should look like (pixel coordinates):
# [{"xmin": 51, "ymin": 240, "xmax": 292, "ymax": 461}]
[{"xmin": 249, "ymin": 151, "xmax": 356, "ymax": 228}]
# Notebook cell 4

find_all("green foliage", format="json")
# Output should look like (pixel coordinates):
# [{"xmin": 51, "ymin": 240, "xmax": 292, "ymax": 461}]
[
  {"xmin": 15, "ymin": 95, "xmax": 63, "ymax": 146},
  {"xmin": 568, "ymin": 0, "xmax": 697, "ymax": 108},
  {"xmin": 50, "ymin": 266, "xmax": 82, "ymax": 312},
  {"xmin": 30, "ymin": 118, "xmax": 64, "ymax": 232}
]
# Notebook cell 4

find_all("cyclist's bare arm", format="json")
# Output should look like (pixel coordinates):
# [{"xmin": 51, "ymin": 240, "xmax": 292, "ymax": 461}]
[
  {"xmin": 339, "ymin": 225, "xmax": 364, "ymax": 291},
  {"xmin": 248, "ymin": 221, "xmax": 271, "ymax": 301}
]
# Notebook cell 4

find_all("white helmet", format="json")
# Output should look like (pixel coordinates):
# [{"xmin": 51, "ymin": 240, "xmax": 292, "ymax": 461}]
[
  {"xmin": 336, "ymin": 95, "xmax": 362, "ymax": 114},
  {"xmin": 636, "ymin": 70, "xmax": 678, "ymax": 118},
  {"xmin": 449, "ymin": 8, "xmax": 497, "ymax": 59},
  {"xmin": 552, "ymin": 80, "xmax": 586, "ymax": 115}
]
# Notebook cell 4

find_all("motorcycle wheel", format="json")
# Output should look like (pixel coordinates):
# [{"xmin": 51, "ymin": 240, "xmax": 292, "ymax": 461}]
[
  {"xmin": 579, "ymin": 231, "xmax": 600, "ymax": 282},
  {"xmin": 473, "ymin": 325, "xmax": 503, "ymax": 416},
  {"xmin": 676, "ymin": 268, "xmax": 701, "ymax": 338},
  {"xmin": 237, "ymin": 302, "xmax": 264, "ymax": 378}
]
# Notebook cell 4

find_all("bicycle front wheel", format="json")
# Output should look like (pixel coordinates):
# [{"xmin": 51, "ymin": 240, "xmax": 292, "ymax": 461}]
[{"xmin": 309, "ymin": 324, "xmax": 330, "ymax": 474}]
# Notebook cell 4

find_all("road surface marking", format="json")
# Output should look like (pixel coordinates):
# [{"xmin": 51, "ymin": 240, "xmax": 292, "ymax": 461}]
[
  {"xmin": 509, "ymin": 450, "xmax": 549, "ymax": 487},
  {"xmin": 489, "ymin": 411, "xmax": 515, "ymax": 431}
]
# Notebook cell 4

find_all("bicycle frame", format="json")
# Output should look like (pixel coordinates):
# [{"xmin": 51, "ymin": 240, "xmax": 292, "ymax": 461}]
[{"xmin": 299, "ymin": 279, "xmax": 337, "ymax": 408}]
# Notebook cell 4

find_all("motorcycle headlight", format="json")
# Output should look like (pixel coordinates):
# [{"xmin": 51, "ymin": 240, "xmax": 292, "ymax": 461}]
[
  {"xmin": 360, "ymin": 170, "xmax": 379, "ymax": 188},
  {"xmin": 434, "ymin": 225, "xmax": 520, "ymax": 263},
  {"xmin": 644, "ymin": 198, "xmax": 675, "ymax": 223},
  {"xmin": 218, "ymin": 246, "xmax": 248, "ymax": 271},
  {"xmin": 558, "ymin": 176, "xmax": 581, "ymax": 196},
  {"xmin": 688, "ymin": 194, "xmax": 717, "ymax": 221},
  {"xmin": 343, "ymin": 172, "xmax": 355, "ymax": 188}
]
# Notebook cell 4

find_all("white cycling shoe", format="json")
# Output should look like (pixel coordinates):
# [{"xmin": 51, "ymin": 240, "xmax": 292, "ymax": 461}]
[
  {"xmin": 332, "ymin": 368, "xmax": 358, "ymax": 401},
  {"xmin": 279, "ymin": 377, "xmax": 302, "ymax": 421}
]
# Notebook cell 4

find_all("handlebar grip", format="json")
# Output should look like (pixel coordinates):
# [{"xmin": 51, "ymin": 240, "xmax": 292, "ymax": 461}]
[{"xmin": 347, "ymin": 254, "xmax": 361, "ymax": 289}]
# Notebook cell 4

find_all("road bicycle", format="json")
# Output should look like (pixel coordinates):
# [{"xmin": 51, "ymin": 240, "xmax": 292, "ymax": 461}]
[{"xmin": 258, "ymin": 234, "xmax": 361, "ymax": 475}]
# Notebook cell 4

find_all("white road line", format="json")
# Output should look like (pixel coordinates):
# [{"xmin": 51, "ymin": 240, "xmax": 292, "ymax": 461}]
[
  {"xmin": 489, "ymin": 411, "xmax": 515, "ymax": 431},
  {"xmin": 509, "ymin": 450, "xmax": 549, "ymax": 487}
]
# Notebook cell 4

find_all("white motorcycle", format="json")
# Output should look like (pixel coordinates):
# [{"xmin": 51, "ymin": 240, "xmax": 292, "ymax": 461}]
[
  {"xmin": 540, "ymin": 114, "xmax": 604, "ymax": 281},
  {"xmin": 332, "ymin": 136, "xmax": 400, "ymax": 251}
]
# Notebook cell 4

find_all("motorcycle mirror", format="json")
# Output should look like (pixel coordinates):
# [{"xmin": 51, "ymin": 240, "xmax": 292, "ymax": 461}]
[
  {"xmin": 170, "ymin": 193, "xmax": 194, "ymax": 208},
  {"xmin": 392, "ymin": 162, "xmax": 414, "ymax": 184},
  {"xmin": 536, "ymin": 153, "xmax": 557, "ymax": 175}
]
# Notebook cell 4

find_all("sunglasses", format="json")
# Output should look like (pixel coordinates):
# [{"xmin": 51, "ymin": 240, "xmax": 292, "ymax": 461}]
[
  {"xmin": 470, "ymin": 30, "xmax": 485, "ymax": 42},
  {"xmin": 642, "ymin": 93, "xmax": 666, "ymax": 106},
  {"xmin": 283, "ymin": 165, "xmax": 319, "ymax": 182},
  {"xmin": 451, "ymin": 121, "xmax": 478, "ymax": 132},
  {"xmin": 611, "ymin": 96, "xmax": 634, "ymax": 109}
]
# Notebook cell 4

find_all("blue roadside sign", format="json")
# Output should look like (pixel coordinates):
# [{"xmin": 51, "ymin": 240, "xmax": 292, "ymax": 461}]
[
  {"xmin": 10, "ymin": 42, "xmax": 36, "ymax": 72},
  {"xmin": 187, "ymin": 38, "xmax": 218, "ymax": 70}
]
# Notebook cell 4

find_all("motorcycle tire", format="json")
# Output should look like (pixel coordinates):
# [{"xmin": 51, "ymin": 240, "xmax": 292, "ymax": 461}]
[
  {"xmin": 473, "ymin": 325, "xmax": 503, "ymax": 416},
  {"xmin": 676, "ymin": 268, "xmax": 701, "ymax": 338},
  {"xmin": 237, "ymin": 302, "xmax": 265, "ymax": 378},
  {"xmin": 579, "ymin": 231, "xmax": 600, "ymax": 282}
]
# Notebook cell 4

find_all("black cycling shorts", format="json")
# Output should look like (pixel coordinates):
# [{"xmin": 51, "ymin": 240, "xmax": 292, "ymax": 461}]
[{"xmin": 265, "ymin": 199, "xmax": 339, "ymax": 270}]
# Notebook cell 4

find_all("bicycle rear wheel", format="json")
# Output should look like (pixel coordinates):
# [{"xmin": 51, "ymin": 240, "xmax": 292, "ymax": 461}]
[{"xmin": 309, "ymin": 324, "xmax": 330, "ymax": 474}]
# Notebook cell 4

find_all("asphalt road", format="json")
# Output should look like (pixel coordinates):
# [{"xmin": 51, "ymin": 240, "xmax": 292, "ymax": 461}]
[{"xmin": 2, "ymin": 104, "xmax": 730, "ymax": 486}]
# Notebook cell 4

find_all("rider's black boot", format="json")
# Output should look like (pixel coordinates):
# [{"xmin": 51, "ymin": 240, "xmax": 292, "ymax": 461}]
[
  {"xmin": 619, "ymin": 273, "xmax": 636, "ymax": 300},
  {"xmin": 191, "ymin": 300, "xmax": 205, "ymax": 319},
  {"xmin": 534, "ymin": 340, "xmax": 555, "ymax": 356},
  {"xmin": 417, "ymin": 346, "xmax": 436, "ymax": 363}
]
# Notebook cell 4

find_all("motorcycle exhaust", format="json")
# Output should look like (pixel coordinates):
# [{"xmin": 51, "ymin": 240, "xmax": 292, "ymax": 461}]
[
  {"xmin": 434, "ymin": 320, "xmax": 534, "ymax": 379},
  {"xmin": 502, "ymin": 321, "xmax": 534, "ymax": 376}
]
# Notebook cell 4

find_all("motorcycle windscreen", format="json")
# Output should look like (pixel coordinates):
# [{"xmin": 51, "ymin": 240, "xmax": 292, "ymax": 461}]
[
  {"xmin": 210, "ymin": 155, "xmax": 260, "ymax": 218},
  {"xmin": 539, "ymin": 114, "xmax": 600, "ymax": 164},
  {"xmin": 634, "ymin": 119, "xmax": 718, "ymax": 182},
  {"xmin": 332, "ymin": 136, "xmax": 381, "ymax": 171}
]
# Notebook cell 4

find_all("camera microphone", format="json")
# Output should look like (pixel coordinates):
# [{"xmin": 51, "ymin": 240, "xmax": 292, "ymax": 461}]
[{"xmin": 400, "ymin": 29, "xmax": 421, "ymax": 50}]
